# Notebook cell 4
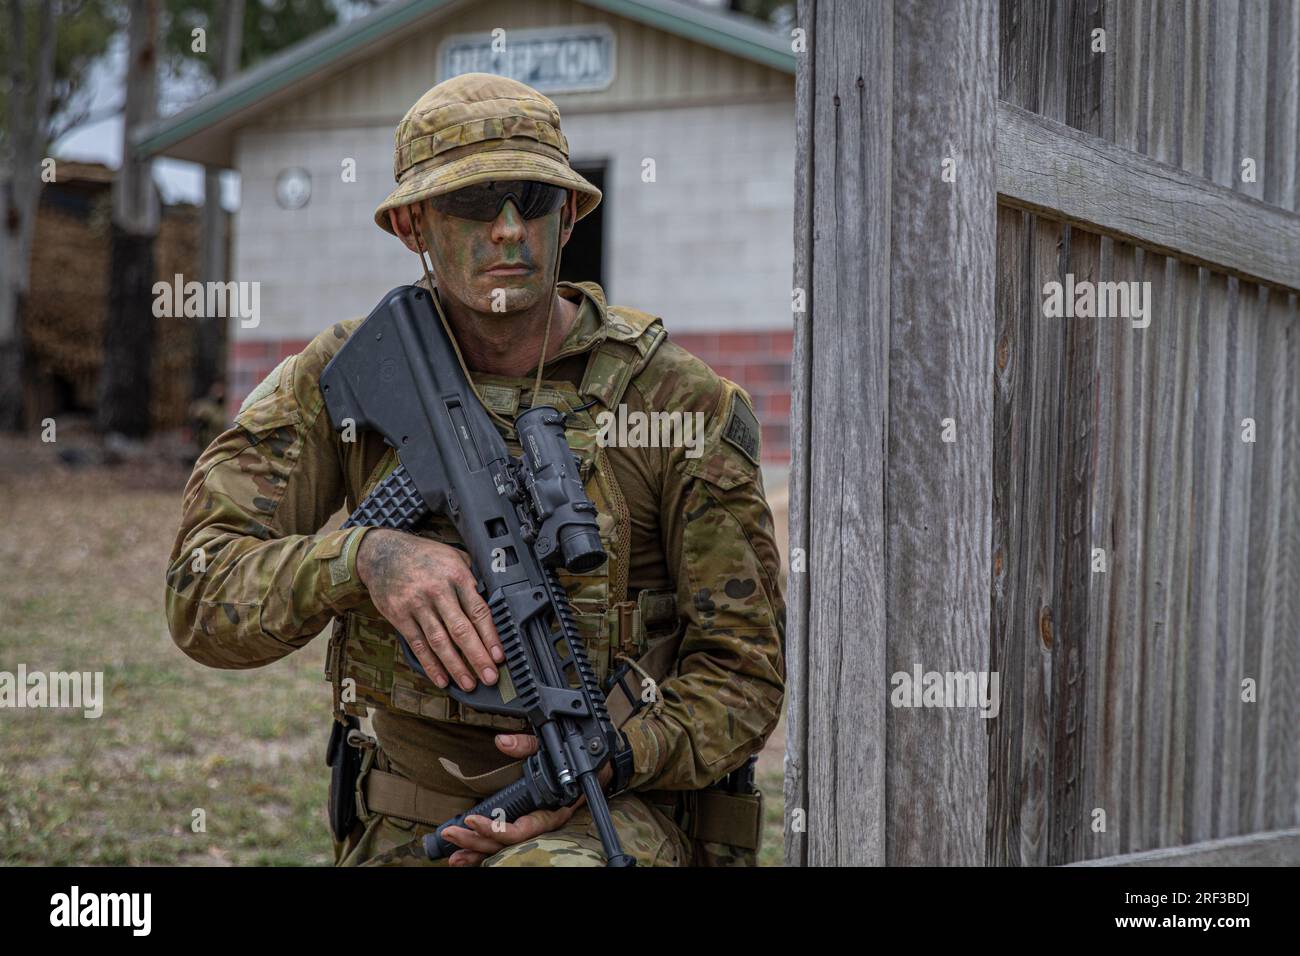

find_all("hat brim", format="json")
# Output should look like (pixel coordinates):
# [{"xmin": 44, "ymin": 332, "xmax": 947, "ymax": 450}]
[{"xmin": 374, "ymin": 148, "xmax": 601, "ymax": 235}]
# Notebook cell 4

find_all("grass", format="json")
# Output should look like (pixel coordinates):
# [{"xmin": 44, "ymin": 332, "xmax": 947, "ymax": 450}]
[{"xmin": 0, "ymin": 434, "xmax": 786, "ymax": 866}]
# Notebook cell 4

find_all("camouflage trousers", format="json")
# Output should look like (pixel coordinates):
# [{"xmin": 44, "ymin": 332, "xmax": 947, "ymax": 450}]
[{"xmin": 334, "ymin": 789, "xmax": 693, "ymax": 867}]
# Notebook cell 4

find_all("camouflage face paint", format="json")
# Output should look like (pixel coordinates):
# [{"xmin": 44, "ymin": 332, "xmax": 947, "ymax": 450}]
[{"xmin": 418, "ymin": 197, "xmax": 567, "ymax": 323}]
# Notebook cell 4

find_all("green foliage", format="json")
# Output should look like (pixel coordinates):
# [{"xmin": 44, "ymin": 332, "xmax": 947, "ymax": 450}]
[
  {"xmin": 162, "ymin": 0, "xmax": 340, "ymax": 80},
  {"xmin": 0, "ymin": 0, "xmax": 121, "ymax": 162},
  {"xmin": 729, "ymin": 0, "xmax": 792, "ymax": 25}
]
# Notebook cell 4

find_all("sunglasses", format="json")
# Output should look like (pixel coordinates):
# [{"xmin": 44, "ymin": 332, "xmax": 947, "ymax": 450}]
[{"xmin": 427, "ymin": 180, "xmax": 569, "ymax": 222}]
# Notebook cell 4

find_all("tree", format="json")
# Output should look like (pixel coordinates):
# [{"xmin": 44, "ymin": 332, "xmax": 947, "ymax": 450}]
[
  {"xmin": 0, "ymin": 0, "xmax": 118, "ymax": 430},
  {"xmin": 160, "ymin": 0, "xmax": 340, "ymax": 403},
  {"xmin": 97, "ymin": 0, "xmax": 159, "ymax": 437}
]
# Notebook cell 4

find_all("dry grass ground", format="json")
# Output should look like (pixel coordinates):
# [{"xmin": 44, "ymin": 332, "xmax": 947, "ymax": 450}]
[{"xmin": 0, "ymin": 433, "xmax": 788, "ymax": 866}]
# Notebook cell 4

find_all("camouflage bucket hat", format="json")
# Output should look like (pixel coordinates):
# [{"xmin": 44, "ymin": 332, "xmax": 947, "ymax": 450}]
[{"xmin": 374, "ymin": 72, "xmax": 602, "ymax": 235}]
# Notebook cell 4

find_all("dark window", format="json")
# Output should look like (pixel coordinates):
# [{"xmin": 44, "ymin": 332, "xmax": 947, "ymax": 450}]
[{"xmin": 561, "ymin": 162, "xmax": 605, "ymax": 290}]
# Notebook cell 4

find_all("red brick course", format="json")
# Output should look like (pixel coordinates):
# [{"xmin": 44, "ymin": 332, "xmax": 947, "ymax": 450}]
[{"xmin": 228, "ymin": 328, "xmax": 793, "ymax": 464}]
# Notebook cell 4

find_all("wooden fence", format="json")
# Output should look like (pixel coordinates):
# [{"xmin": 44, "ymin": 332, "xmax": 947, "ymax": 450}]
[{"xmin": 786, "ymin": 0, "xmax": 1300, "ymax": 866}]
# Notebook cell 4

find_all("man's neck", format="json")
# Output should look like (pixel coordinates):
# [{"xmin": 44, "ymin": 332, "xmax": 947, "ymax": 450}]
[{"xmin": 439, "ymin": 287, "xmax": 579, "ymax": 378}]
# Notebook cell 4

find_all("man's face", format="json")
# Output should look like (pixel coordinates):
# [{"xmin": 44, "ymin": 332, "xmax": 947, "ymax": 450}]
[{"xmin": 390, "ymin": 184, "xmax": 577, "ymax": 317}]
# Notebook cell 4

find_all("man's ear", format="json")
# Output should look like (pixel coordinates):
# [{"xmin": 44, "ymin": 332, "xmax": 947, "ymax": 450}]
[
  {"xmin": 559, "ymin": 191, "xmax": 578, "ymax": 247},
  {"xmin": 388, "ymin": 205, "xmax": 424, "ymax": 255}
]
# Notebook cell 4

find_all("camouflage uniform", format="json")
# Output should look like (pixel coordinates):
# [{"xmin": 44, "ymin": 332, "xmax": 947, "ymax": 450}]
[{"xmin": 164, "ymin": 74, "xmax": 785, "ymax": 867}]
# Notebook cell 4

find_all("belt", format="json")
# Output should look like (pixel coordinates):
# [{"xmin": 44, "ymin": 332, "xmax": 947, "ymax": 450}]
[
  {"xmin": 361, "ymin": 765, "xmax": 761, "ymax": 851},
  {"xmin": 361, "ymin": 767, "xmax": 476, "ymax": 828}
]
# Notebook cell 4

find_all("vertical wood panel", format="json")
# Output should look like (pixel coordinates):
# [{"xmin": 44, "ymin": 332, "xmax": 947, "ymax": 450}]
[
  {"xmin": 885, "ymin": 0, "xmax": 996, "ymax": 865},
  {"xmin": 1234, "ymin": 0, "xmax": 1268, "ymax": 201},
  {"xmin": 1241, "ymin": 284, "xmax": 1279, "ymax": 836},
  {"xmin": 1265, "ymin": 0, "xmax": 1299, "ymax": 211},
  {"xmin": 783, "ymin": 0, "xmax": 815, "ymax": 870},
  {"xmin": 1263, "ymin": 292, "xmax": 1299, "ymax": 831},
  {"xmin": 990, "ymin": 206, "xmax": 1029, "ymax": 866},
  {"xmin": 990, "ymin": 0, "xmax": 1298, "ymax": 866},
  {"xmin": 795, "ymin": 0, "xmax": 892, "ymax": 867},
  {"xmin": 1184, "ymin": 266, "xmax": 1226, "ymax": 845}
]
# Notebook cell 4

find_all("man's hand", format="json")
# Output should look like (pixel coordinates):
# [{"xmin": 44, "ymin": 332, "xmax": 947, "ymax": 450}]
[
  {"xmin": 441, "ymin": 733, "xmax": 615, "ymax": 867},
  {"xmin": 356, "ymin": 528, "xmax": 504, "ymax": 690}
]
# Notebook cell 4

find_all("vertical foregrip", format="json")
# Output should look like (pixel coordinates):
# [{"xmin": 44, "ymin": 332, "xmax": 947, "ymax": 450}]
[
  {"xmin": 423, "ymin": 774, "xmax": 542, "ymax": 861},
  {"xmin": 341, "ymin": 465, "xmax": 430, "ymax": 530}
]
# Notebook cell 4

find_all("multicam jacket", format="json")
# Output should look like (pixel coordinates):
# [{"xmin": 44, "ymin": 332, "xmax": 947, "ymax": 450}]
[{"xmin": 165, "ymin": 280, "xmax": 785, "ymax": 798}]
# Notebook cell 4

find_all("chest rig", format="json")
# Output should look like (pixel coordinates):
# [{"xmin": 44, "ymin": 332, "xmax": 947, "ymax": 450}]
[{"xmin": 324, "ymin": 302, "xmax": 673, "ymax": 733}]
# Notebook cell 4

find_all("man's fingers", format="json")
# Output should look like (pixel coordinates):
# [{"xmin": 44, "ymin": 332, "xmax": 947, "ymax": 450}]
[
  {"xmin": 465, "ymin": 807, "xmax": 575, "ymax": 845},
  {"xmin": 494, "ymin": 733, "xmax": 540, "ymax": 758},
  {"xmin": 398, "ymin": 617, "xmax": 449, "ymax": 689},
  {"xmin": 430, "ymin": 586, "xmax": 497, "ymax": 686},
  {"xmin": 440, "ymin": 822, "xmax": 505, "ymax": 855},
  {"xmin": 413, "ymin": 606, "xmax": 471, "ymax": 691},
  {"xmin": 448, "ymin": 849, "xmax": 486, "ymax": 867},
  {"xmin": 457, "ymin": 578, "xmax": 505, "ymax": 665}
]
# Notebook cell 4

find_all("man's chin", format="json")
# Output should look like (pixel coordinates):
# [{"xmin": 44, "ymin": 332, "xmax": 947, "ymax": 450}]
[{"xmin": 468, "ymin": 283, "xmax": 543, "ymax": 314}]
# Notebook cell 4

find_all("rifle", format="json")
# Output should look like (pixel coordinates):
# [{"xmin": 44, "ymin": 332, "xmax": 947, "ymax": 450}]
[{"xmin": 319, "ymin": 285, "xmax": 636, "ymax": 867}]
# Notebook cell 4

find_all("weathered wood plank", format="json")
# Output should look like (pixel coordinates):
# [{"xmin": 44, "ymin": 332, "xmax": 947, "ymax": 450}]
[
  {"xmin": 1214, "ymin": 276, "xmax": 1253, "ymax": 838},
  {"xmin": 1018, "ymin": 216, "xmax": 1063, "ymax": 867},
  {"xmin": 884, "ymin": 0, "xmax": 996, "ymax": 866},
  {"xmin": 1049, "ymin": 0, "xmax": 1105, "ymax": 865},
  {"xmin": 1233, "ymin": 0, "xmax": 1268, "ymax": 202},
  {"xmin": 1161, "ymin": 259, "xmax": 1200, "ymax": 848},
  {"xmin": 1070, "ymin": 827, "xmax": 1300, "ymax": 866},
  {"xmin": 997, "ymin": 102, "xmax": 1300, "ymax": 293},
  {"xmin": 1118, "ymin": 247, "xmax": 1152, "ymax": 853},
  {"xmin": 1050, "ymin": 223, "xmax": 1098, "ymax": 865},
  {"xmin": 1133, "ymin": 248, "xmax": 1170, "ymax": 853},
  {"xmin": 798, "ymin": 0, "xmax": 892, "ymax": 867},
  {"xmin": 1263, "ymin": 292, "xmax": 1299, "ymax": 832},
  {"xmin": 783, "ymin": 0, "xmax": 816, "ymax": 870},
  {"xmin": 1111, "ymin": 0, "xmax": 1144, "ymax": 152},
  {"xmin": 990, "ymin": 206, "xmax": 1029, "ymax": 866},
  {"xmin": 1264, "ymin": 0, "xmax": 1298, "ymax": 211},
  {"xmin": 1184, "ymin": 266, "xmax": 1226, "ymax": 845},
  {"xmin": 1203, "ymin": 0, "xmax": 1240, "ymax": 189},
  {"xmin": 1182, "ymin": 0, "xmax": 1209, "ymax": 179},
  {"xmin": 1244, "ymin": 287, "xmax": 1288, "ymax": 834}
]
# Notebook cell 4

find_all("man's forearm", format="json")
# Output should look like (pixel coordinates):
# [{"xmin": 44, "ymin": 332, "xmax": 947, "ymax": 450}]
[{"xmin": 165, "ymin": 518, "xmax": 371, "ymax": 669}]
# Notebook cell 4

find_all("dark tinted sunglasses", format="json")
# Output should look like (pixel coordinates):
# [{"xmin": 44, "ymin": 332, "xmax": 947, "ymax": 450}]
[{"xmin": 428, "ymin": 180, "xmax": 569, "ymax": 222}]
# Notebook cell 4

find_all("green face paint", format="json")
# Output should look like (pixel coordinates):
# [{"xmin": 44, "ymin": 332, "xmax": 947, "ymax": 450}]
[{"xmin": 420, "ymin": 197, "xmax": 565, "ymax": 322}]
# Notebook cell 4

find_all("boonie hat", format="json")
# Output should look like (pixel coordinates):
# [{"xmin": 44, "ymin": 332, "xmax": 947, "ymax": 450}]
[{"xmin": 374, "ymin": 72, "xmax": 602, "ymax": 235}]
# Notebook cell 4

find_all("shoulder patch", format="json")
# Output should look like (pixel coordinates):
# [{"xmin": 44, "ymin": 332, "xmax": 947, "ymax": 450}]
[
  {"xmin": 721, "ymin": 388, "xmax": 762, "ymax": 466},
  {"xmin": 239, "ymin": 355, "xmax": 294, "ymax": 416}
]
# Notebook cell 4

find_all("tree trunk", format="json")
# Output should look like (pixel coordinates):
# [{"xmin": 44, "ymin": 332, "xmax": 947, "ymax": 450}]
[
  {"xmin": 0, "ymin": 0, "xmax": 57, "ymax": 430},
  {"xmin": 97, "ymin": 0, "xmax": 160, "ymax": 437},
  {"xmin": 193, "ymin": 0, "xmax": 245, "ymax": 402}
]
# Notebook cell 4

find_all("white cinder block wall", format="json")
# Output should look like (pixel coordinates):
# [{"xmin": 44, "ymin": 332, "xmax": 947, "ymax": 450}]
[{"xmin": 230, "ymin": 98, "xmax": 794, "ymax": 346}]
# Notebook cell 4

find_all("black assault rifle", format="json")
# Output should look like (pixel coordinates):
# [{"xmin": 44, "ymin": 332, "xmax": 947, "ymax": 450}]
[{"xmin": 320, "ymin": 285, "xmax": 636, "ymax": 867}]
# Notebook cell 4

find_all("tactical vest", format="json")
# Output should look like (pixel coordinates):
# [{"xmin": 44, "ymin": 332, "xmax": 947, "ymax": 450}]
[{"xmin": 324, "ymin": 303, "xmax": 676, "ymax": 733}]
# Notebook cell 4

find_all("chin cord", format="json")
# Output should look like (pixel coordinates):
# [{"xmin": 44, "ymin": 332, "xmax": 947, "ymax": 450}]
[{"xmin": 410, "ymin": 205, "xmax": 570, "ymax": 431}]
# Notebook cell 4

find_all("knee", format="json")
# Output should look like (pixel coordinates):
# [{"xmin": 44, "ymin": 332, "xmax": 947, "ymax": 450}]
[{"xmin": 483, "ymin": 837, "xmax": 605, "ymax": 867}]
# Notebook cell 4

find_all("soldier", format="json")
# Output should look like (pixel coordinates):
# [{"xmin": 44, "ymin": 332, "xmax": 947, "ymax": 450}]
[{"xmin": 165, "ymin": 73, "xmax": 785, "ymax": 867}]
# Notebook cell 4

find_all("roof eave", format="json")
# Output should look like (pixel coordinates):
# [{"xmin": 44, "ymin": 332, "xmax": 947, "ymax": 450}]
[{"xmin": 132, "ymin": 0, "xmax": 795, "ymax": 165}]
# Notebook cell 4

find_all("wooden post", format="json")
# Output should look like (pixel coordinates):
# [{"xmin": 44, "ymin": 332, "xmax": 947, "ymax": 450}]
[
  {"xmin": 786, "ymin": 0, "xmax": 997, "ymax": 866},
  {"xmin": 98, "ymin": 0, "xmax": 161, "ymax": 437}
]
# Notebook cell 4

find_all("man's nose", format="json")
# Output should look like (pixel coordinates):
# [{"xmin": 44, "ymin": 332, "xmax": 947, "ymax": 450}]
[{"xmin": 490, "ymin": 199, "xmax": 526, "ymax": 241}]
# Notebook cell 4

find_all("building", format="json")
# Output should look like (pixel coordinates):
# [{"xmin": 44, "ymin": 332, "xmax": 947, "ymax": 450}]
[{"xmin": 135, "ymin": 0, "xmax": 795, "ymax": 462}]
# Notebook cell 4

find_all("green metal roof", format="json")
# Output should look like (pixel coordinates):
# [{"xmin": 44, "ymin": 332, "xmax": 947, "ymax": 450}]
[{"xmin": 133, "ymin": 0, "xmax": 794, "ymax": 163}]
